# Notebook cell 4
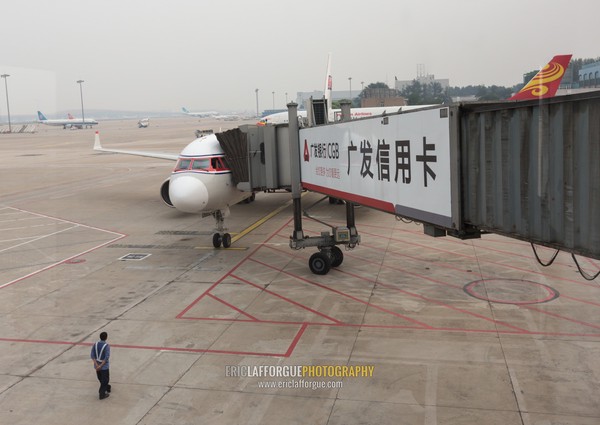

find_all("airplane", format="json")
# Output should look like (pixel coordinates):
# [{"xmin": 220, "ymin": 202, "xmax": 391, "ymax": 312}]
[
  {"xmin": 93, "ymin": 131, "xmax": 253, "ymax": 248},
  {"xmin": 37, "ymin": 111, "xmax": 98, "ymax": 129},
  {"xmin": 181, "ymin": 107, "xmax": 218, "ymax": 118},
  {"xmin": 508, "ymin": 54, "xmax": 572, "ymax": 100},
  {"xmin": 93, "ymin": 54, "xmax": 571, "ymax": 251},
  {"xmin": 138, "ymin": 118, "xmax": 149, "ymax": 128},
  {"xmin": 257, "ymin": 54, "xmax": 428, "ymax": 126}
]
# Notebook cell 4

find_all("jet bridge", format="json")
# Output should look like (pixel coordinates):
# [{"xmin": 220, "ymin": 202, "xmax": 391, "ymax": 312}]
[{"xmin": 217, "ymin": 92, "xmax": 600, "ymax": 277}]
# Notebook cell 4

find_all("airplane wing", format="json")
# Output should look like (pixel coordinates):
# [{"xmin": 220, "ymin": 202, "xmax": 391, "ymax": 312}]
[{"xmin": 93, "ymin": 131, "xmax": 178, "ymax": 161}]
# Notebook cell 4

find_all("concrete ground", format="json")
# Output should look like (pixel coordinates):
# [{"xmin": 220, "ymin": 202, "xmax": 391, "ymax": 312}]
[{"xmin": 1, "ymin": 117, "xmax": 600, "ymax": 425}]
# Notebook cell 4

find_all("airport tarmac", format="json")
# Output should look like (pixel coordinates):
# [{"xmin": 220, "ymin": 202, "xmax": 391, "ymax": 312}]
[{"xmin": 1, "ymin": 116, "xmax": 600, "ymax": 425}]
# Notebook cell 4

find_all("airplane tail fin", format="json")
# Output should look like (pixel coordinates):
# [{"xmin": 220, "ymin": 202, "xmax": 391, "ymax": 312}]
[
  {"xmin": 182, "ymin": 107, "xmax": 189, "ymax": 113},
  {"xmin": 37, "ymin": 111, "xmax": 47, "ymax": 121},
  {"xmin": 324, "ymin": 53, "xmax": 332, "ymax": 111},
  {"xmin": 94, "ymin": 131, "xmax": 102, "ymax": 150},
  {"xmin": 67, "ymin": 113, "xmax": 75, "ymax": 119},
  {"xmin": 508, "ymin": 54, "xmax": 572, "ymax": 101}
]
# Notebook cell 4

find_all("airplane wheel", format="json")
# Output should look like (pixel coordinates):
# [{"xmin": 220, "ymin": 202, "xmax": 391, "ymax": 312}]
[
  {"xmin": 212, "ymin": 233, "xmax": 222, "ymax": 248},
  {"xmin": 243, "ymin": 192, "xmax": 256, "ymax": 203},
  {"xmin": 309, "ymin": 252, "xmax": 331, "ymax": 275},
  {"xmin": 330, "ymin": 246, "xmax": 344, "ymax": 268},
  {"xmin": 222, "ymin": 233, "xmax": 232, "ymax": 248}
]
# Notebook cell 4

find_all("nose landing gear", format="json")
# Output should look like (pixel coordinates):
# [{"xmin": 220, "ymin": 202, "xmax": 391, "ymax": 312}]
[
  {"xmin": 211, "ymin": 209, "xmax": 232, "ymax": 248},
  {"xmin": 212, "ymin": 232, "xmax": 232, "ymax": 248}
]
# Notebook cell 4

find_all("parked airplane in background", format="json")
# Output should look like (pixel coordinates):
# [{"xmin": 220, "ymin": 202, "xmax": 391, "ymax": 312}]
[
  {"xmin": 93, "ymin": 131, "xmax": 252, "ymax": 248},
  {"xmin": 259, "ymin": 54, "xmax": 574, "ymax": 126},
  {"xmin": 181, "ymin": 107, "xmax": 218, "ymax": 118},
  {"xmin": 257, "ymin": 54, "xmax": 426, "ymax": 126},
  {"xmin": 508, "ymin": 54, "xmax": 572, "ymax": 100},
  {"xmin": 37, "ymin": 111, "xmax": 98, "ymax": 129},
  {"xmin": 138, "ymin": 118, "xmax": 149, "ymax": 128}
]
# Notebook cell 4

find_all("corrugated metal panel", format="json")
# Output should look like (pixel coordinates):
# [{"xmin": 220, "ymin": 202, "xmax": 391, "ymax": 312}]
[{"xmin": 460, "ymin": 91, "xmax": 600, "ymax": 259}]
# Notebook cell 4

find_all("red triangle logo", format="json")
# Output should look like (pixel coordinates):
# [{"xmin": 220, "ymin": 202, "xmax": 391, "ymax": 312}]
[{"xmin": 303, "ymin": 140, "xmax": 310, "ymax": 162}]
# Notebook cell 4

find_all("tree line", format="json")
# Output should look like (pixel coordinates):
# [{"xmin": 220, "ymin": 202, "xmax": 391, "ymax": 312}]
[{"xmin": 338, "ymin": 57, "xmax": 600, "ymax": 106}]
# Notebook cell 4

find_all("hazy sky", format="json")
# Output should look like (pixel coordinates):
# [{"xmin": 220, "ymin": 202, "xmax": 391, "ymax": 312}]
[{"xmin": 1, "ymin": 0, "xmax": 598, "ymax": 116}]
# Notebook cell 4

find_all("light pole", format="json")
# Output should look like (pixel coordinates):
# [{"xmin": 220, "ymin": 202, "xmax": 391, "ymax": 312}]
[
  {"xmin": 1, "ymin": 74, "xmax": 12, "ymax": 133},
  {"xmin": 348, "ymin": 77, "xmax": 352, "ymax": 103},
  {"xmin": 255, "ymin": 88, "xmax": 259, "ymax": 117},
  {"xmin": 272, "ymin": 91, "xmax": 275, "ymax": 110},
  {"xmin": 285, "ymin": 92, "xmax": 288, "ymax": 104},
  {"xmin": 76, "ymin": 80, "xmax": 85, "ymax": 127}
]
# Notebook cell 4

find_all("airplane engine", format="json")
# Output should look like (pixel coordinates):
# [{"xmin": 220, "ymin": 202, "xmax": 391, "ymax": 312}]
[{"xmin": 160, "ymin": 179, "xmax": 174, "ymax": 207}]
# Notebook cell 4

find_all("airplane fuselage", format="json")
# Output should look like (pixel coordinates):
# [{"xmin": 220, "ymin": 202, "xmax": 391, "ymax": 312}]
[
  {"xmin": 39, "ymin": 118, "xmax": 98, "ymax": 129},
  {"xmin": 161, "ymin": 135, "xmax": 250, "ymax": 214}
]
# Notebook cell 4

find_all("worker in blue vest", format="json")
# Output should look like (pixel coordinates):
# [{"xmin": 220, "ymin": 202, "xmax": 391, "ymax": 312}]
[{"xmin": 91, "ymin": 331, "xmax": 111, "ymax": 400}]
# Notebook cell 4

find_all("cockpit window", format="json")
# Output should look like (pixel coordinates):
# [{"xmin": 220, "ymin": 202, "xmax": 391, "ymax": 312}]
[
  {"xmin": 192, "ymin": 159, "xmax": 210, "ymax": 170},
  {"xmin": 175, "ymin": 159, "xmax": 191, "ymax": 171},
  {"xmin": 174, "ymin": 156, "xmax": 229, "ymax": 172}
]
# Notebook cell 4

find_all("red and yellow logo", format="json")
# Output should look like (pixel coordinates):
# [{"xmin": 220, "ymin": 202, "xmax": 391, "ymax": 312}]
[{"xmin": 509, "ymin": 54, "xmax": 572, "ymax": 100}]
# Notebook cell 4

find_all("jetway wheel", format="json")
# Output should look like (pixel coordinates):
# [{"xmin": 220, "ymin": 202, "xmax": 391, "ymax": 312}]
[
  {"xmin": 330, "ymin": 246, "xmax": 344, "ymax": 268},
  {"xmin": 309, "ymin": 252, "xmax": 331, "ymax": 275}
]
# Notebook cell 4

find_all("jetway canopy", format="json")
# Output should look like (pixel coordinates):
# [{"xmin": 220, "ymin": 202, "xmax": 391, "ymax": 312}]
[
  {"xmin": 227, "ymin": 91, "xmax": 600, "ymax": 261},
  {"xmin": 460, "ymin": 91, "xmax": 600, "ymax": 259}
]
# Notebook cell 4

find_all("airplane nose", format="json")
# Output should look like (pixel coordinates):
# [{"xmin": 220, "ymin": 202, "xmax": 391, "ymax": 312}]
[{"xmin": 169, "ymin": 175, "xmax": 209, "ymax": 213}]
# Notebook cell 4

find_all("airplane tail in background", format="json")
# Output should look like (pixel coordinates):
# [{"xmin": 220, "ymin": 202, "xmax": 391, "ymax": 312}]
[
  {"xmin": 37, "ymin": 111, "xmax": 47, "ymax": 121},
  {"xmin": 67, "ymin": 113, "xmax": 75, "ymax": 119},
  {"xmin": 508, "ymin": 54, "xmax": 572, "ymax": 101},
  {"xmin": 324, "ymin": 53, "xmax": 332, "ymax": 111},
  {"xmin": 182, "ymin": 107, "xmax": 189, "ymax": 113}
]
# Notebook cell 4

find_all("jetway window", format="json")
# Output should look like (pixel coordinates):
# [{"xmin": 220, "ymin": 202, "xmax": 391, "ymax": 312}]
[{"xmin": 210, "ymin": 157, "xmax": 229, "ymax": 171}]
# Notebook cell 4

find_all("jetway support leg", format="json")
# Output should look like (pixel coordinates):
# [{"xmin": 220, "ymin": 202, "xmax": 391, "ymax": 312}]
[
  {"xmin": 292, "ymin": 198, "xmax": 304, "ymax": 241},
  {"xmin": 287, "ymin": 101, "xmax": 360, "ymax": 275}
]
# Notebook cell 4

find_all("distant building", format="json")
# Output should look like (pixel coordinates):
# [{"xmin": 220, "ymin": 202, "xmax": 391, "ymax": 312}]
[
  {"xmin": 395, "ymin": 73, "xmax": 450, "ymax": 92},
  {"xmin": 579, "ymin": 61, "xmax": 600, "ymax": 88},
  {"xmin": 360, "ymin": 87, "xmax": 406, "ymax": 107},
  {"xmin": 295, "ymin": 90, "xmax": 361, "ymax": 106}
]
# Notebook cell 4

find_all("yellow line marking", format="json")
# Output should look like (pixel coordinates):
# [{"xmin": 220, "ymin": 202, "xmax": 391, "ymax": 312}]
[{"xmin": 195, "ymin": 196, "xmax": 298, "ymax": 250}]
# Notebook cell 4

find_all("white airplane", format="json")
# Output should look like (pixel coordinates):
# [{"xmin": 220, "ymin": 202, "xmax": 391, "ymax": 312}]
[
  {"xmin": 37, "ymin": 111, "xmax": 98, "ymax": 129},
  {"xmin": 93, "ymin": 131, "xmax": 253, "ymax": 248},
  {"xmin": 181, "ymin": 107, "xmax": 218, "ymax": 118},
  {"xmin": 138, "ymin": 118, "xmax": 149, "ymax": 128},
  {"xmin": 258, "ymin": 54, "xmax": 425, "ymax": 126}
]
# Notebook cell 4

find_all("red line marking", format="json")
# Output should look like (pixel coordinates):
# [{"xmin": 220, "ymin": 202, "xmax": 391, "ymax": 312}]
[
  {"xmin": 464, "ymin": 279, "xmax": 558, "ymax": 305},
  {"xmin": 176, "ymin": 280, "xmax": 222, "ymax": 319},
  {"xmin": 249, "ymin": 257, "xmax": 433, "ymax": 329},
  {"xmin": 176, "ymin": 217, "xmax": 295, "ymax": 319},
  {"xmin": 561, "ymin": 295, "xmax": 600, "ymax": 308},
  {"xmin": 0, "ymin": 338, "xmax": 287, "ymax": 358},
  {"xmin": 178, "ymin": 316, "xmax": 337, "ymax": 326},
  {"xmin": 296, "ymin": 221, "xmax": 599, "ymax": 289},
  {"xmin": 374, "ymin": 279, "xmax": 529, "ymax": 333},
  {"xmin": 522, "ymin": 305, "xmax": 600, "ymax": 330},
  {"xmin": 231, "ymin": 273, "xmax": 344, "ymax": 324},
  {"xmin": 263, "ymin": 243, "xmax": 525, "ymax": 330},
  {"xmin": 207, "ymin": 293, "xmax": 259, "ymax": 321},
  {"xmin": 284, "ymin": 323, "xmax": 308, "ymax": 357}
]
